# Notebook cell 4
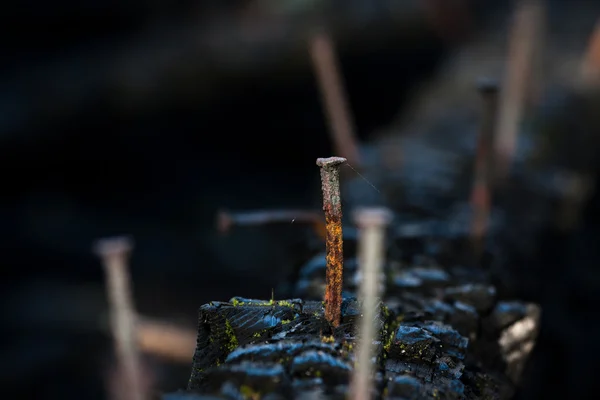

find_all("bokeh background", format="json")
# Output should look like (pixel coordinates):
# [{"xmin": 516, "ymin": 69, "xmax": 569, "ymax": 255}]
[{"xmin": 2, "ymin": 1, "xmax": 599, "ymax": 399}]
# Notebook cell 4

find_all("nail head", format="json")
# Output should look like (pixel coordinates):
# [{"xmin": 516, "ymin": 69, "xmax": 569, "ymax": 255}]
[
  {"xmin": 316, "ymin": 157, "xmax": 347, "ymax": 168},
  {"xmin": 93, "ymin": 235, "xmax": 134, "ymax": 257},
  {"xmin": 216, "ymin": 210, "xmax": 233, "ymax": 234},
  {"xmin": 352, "ymin": 207, "xmax": 394, "ymax": 227}
]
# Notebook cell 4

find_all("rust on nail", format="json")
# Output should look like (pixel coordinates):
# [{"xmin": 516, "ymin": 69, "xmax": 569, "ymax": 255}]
[{"xmin": 316, "ymin": 156, "xmax": 346, "ymax": 328}]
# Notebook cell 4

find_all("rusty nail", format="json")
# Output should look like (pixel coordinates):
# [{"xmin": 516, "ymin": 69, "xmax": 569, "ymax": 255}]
[
  {"xmin": 494, "ymin": 0, "xmax": 544, "ymax": 182},
  {"xmin": 216, "ymin": 209, "xmax": 322, "ymax": 235},
  {"xmin": 470, "ymin": 78, "xmax": 499, "ymax": 258},
  {"xmin": 581, "ymin": 18, "xmax": 600, "ymax": 86},
  {"xmin": 136, "ymin": 317, "xmax": 197, "ymax": 363},
  {"xmin": 350, "ymin": 207, "xmax": 393, "ymax": 400},
  {"xmin": 316, "ymin": 156, "xmax": 347, "ymax": 328},
  {"xmin": 93, "ymin": 235, "xmax": 147, "ymax": 400}
]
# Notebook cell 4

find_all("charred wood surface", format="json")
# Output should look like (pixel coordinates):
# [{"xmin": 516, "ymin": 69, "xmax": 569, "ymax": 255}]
[{"xmin": 184, "ymin": 296, "xmax": 513, "ymax": 399}]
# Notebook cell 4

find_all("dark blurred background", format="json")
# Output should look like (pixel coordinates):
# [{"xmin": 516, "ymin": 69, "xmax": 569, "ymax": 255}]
[{"xmin": 1, "ymin": 0, "xmax": 598, "ymax": 399}]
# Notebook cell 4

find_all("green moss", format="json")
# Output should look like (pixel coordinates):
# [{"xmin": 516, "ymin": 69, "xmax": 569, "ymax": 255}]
[
  {"xmin": 382, "ymin": 314, "xmax": 403, "ymax": 357},
  {"xmin": 321, "ymin": 335, "xmax": 335, "ymax": 343},
  {"xmin": 276, "ymin": 300, "xmax": 295, "ymax": 308},
  {"xmin": 392, "ymin": 334, "xmax": 432, "ymax": 361},
  {"xmin": 381, "ymin": 304, "xmax": 390, "ymax": 319},
  {"xmin": 239, "ymin": 384, "xmax": 261, "ymax": 400},
  {"xmin": 229, "ymin": 297, "xmax": 298, "ymax": 309},
  {"xmin": 223, "ymin": 319, "xmax": 239, "ymax": 352},
  {"xmin": 281, "ymin": 319, "xmax": 292, "ymax": 325},
  {"xmin": 231, "ymin": 298, "xmax": 244, "ymax": 307}
]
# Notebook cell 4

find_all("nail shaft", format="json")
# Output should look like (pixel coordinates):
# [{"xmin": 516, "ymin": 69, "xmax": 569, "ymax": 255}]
[
  {"xmin": 470, "ymin": 78, "xmax": 499, "ymax": 258},
  {"xmin": 316, "ymin": 156, "xmax": 347, "ymax": 328},
  {"xmin": 350, "ymin": 207, "xmax": 393, "ymax": 400},
  {"xmin": 136, "ymin": 318, "xmax": 197, "ymax": 363},
  {"xmin": 494, "ymin": 0, "xmax": 544, "ymax": 182},
  {"xmin": 217, "ymin": 209, "xmax": 322, "ymax": 234},
  {"xmin": 581, "ymin": 18, "xmax": 600, "ymax": 86},
  {"xmin": 93, "ymin": 236, "xmax": 146, "ymax": 400}
]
